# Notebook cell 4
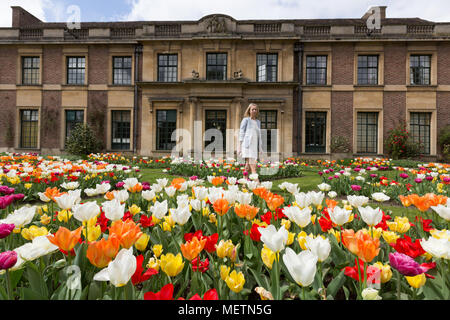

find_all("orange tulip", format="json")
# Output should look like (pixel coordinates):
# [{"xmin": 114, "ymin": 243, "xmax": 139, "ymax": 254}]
[
  {"xmin": 253, "ymin": 187, "xmax": 269, "ymax": 199},
  {"xmin": 171, "ymin": 178, "xmax": 186, "ymax": 190},
  {"xmin": 86, "ymin": 234, "xmax": 121, "ymax": 268},
  {"xmin": 105, "ymin": 191, "xmax": 115, "ymax": 200},
  {"xmin": 234, "ymin": 203, "xmax": 260, "ymax": 221},
  {"xmin": 399, "ymin": 195, "xmax": 413, "ymax": 207},
  {"xmin": 211, "ymin": 176, "xmax": 225, "ymax": 186},
  {"xmin": 47, "ymin": 226, "xmax": 83, "ymax": 253},
  {"xmin": 44, "ymin": 187, "xmax": 65, "ymax": 202},
  {"xmin": 341, "ymin": 229, "xmax": 380, "ymax": 263},
  {"xmin": 213, "ymin": 198, "xmax": 230, "ymax": 216},
  {"xmin": 265, "ymin": 193, "xmax": 285, "ymax": 212},
  {"xmin": 180, "ymin": 236, "xmax": 207, "ymax": 261},
  {"xmin": 128, "ymin": 183, "xmax": 143, "ymax": 193},
  {"xmin": 109, "ymin": 219, "xmax": 143, "ymax": 249},
  {"xmin": 325, "ymin": 199, "xmax": 338, "ymax": 210}
]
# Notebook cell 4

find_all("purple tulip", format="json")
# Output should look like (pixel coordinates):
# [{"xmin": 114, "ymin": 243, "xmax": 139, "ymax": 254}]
[
  {"xmin": 329, "ymin": 169, "xmax": 334, "ymax": 172},
  {"xmin": 0, "ymin": 195, "xmax": 15, "ymax": 210},
  {"xmin": 444, "ymin": 177, "xmax": 450, "ymax": 183},
  {"xmin": 190, "ymin": 176, "xmax": 198, "ymax": 181},
  {"xmin": 102, "ymin": 180, "xmax": 111, "ymax": 184},
  {"xmin": 389, "ymin": 252, "xmax": 425, "ymax": 276},
  {"xmin": 13, "ymin": 194, "xmax": 25, "ymax": 201},
  {"xmin": 0, "ymin": 251, "xmax": 17, "ymax": 270},
  {"xmin": 415, "ymin": 178, "xmax": 423, "ymax": 184},
  {"xmin": 115, "ymin": 182, "xmax": 125, "ymax": 188},
  {"xmin": 325, "ymin": 170, "xmax": 330, "ymax": 174},
  {"xmin": 425, "ymin": 176, "xmax": 433, "ymax": 181},
  {"xmin": 354, "ymin": 168, "xmax": 361, "ymax": 172},
  {"xmin": 0, "ymin": 186, "xmax": 15, "ymax": 195},
  {"xmin": 370, "ymin": 174, "xmax": 377, "ymax": 178},
  {"xmin": 328, "ymin": 176, "xmax": 334, "ymax": 181},
  {"xmin": 351, "ymin": 185, "xmax": 361, "ymax": 191},
  {"xmin": 0, "ymin": 224, "xmax": 15, "ymax": 239},
  {"xmin": 318, "ymin": 171, "xmax": 323, "ymax": 176},
  {"xmin": 399, "ymin": 173, "xmax": 409, "ymax": 179},
  {"xmin": 340, "ymin": 170, "xmax": 345, "ymax": 174}
]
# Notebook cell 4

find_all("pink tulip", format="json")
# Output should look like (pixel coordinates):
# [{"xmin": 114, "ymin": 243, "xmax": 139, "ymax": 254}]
[
  {"xmin": 414, "ymin": 178, "xmax": 423, "ymax": 184},
  {"xmin": 0, "ymin": 224, "xmax": 15, "ymax": 239},
  {"xmin": 351, "ymin": 185, "xmax": 361, "ymax": 191},
  {"xmin": 389, "ymin": 252, "xmax": 424, "ymax": 276},
  {"xmin": 399, "ymin": 173, "xmax": 409, "ymax": 179},
  {"xmin": 0, "ymin": 251, "xmax": 17, "ymax": 270}
]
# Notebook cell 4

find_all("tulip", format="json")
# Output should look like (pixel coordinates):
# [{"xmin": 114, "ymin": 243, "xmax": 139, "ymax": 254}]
[
  {"xmin": 160, "ymin": 253, "xmax": 184, "ymax": 277},
  {"xmin": 362, "ymin": 288, "xmax": 382, "ymax": 300},
  {"xmin": 347, "ymin": 195, "xmax": 369, "ymax": 207},
  {"xmin": 102, "ymin": 198, "xmax": 125, "ymax": 221},
  {"xmin": 0, "ymin": 223, "xmax": 15, "ymax": 239},
  {"xmin": 420, "ymin": 237, "xmax": 450, "ymax": 259},
  {"xmin": 372, "ymin": 262, "xmax": 392, "ymax": 283},
  {"xmin": 180, "ymin": 236, "xmax": 206, "ymax": 261},
  {"xmin": 358, "ymin": 206, "xmax": 383, "ymax": 227},
  {"xmin": 234, "ymin": 204, "xmax": 259, "ymax": 221},
  {"xmin": 150, "ymin": 200, "xmax": 168, "ymax": 220},
  {"xmin": 430, "ymin": 205, "xmax": 450, "ymax": 221},
  {"xmin": 258, "ymin": 225, "xmax": 288, "ymax": 253},
  {"xmin": 216, "ymin": 239, "xmax": 234, "ymax": 259},
  {"xmin": 128, "ymin": 204, "xmax": 141, "ymax": 216},
  {"xmin": 54, "ymin": 193, "xmax": 78, "ymax": 210},
  {"xmin": 93, "ymin": 248, "xmax": 137, "ymax": 287},
  {"xmin": 13, "ymin": 235, "xmax": 59, "ymax": 265},
  {"xmin": 171, "ymin": 205, "xmax": 191, "ymax": 226},
  {"xmin": 142, "ymin": 190, "xmax": 156, "ymax": 201},
  {"xmin": 342, "ymin": 229, "xmax": 380, "ymax": 263},
  {"xmin": 387, "ymin": 216, "xmax": 411, "ymax": 233},
  {"xmin": 47, "ymin": 226, "xmax": 83, "ymax": 253},
  {"xmin": 21, "ymin": 225, "xmax": 49, "ymax": 241},
  {"xmin": 261, "ymin": 245, "xmax": 276, "ymax": 269},
  {"xmin": 213, "ymin": 198, "xmax": 230, "ymax": 216},
  {"xmin": 144, "ymin": 283, "xmax": 174, "ymax": 300},
  {"xmin": 389, "ymin": 252, "xmax": 425, "ymax": 276},
  {"xmin": 135, "ymin": 233, "xmax": 150, "ymax": 252},
  {"xmin": 87, "ymin": 235, "xmax": 121, "ymax": 268},
  {"xmin": 405, "ymin": 273, "xmax": 426, "ymax": 289},
  {"xmin": 0, "ymin": 206, "xmax": 36, "ymax": 229},
  {"xmin": 220, "ymin": 265, "xmax": 230, "ymax": 281},
  {"xmin": 132, "ymin": 254, "xmax": 158, "ymax": 285},
  {"xmin": 109, "ymin": 219, "xmax": 142, "ymax": 249},
  {"xmin": 329, "ymin": 206, "xmax": 352, "ymax": 226},
  {"xmin": 225, "ymin": 270, "xmax": 245, "ymax": 293},
  {"xmin": 0, "ymin": 251, "xmax": 18, "ymax": 270},
  {"xmin": 282, "ymin": 248, "xmax": 318, "ymax": 287},
  {"xmin": 351, "ymin": 185, "xmax": 361, "ymax": 192},
  {"xmin": 72, "ymin": 201, "xmax": 101, "ymax": 223},
  {"xmin": 283, "ymin": 206, "xmax": 311, "ymax": 228},
  {"xmin": 305, "ymin": 236, "xmax": 331, "ymax": 262}
]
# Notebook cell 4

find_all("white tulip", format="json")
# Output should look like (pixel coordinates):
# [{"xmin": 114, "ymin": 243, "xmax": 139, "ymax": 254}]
[
  {"xmin": 141, "ymin": 190, "xmax": 156, "ymax": 201},
  {"xmin": 362, "ymin": 288, "xmax": 382, "ymax": 300},
  {"xmin": 305, "ymin": 236, "xmax": 331, "ymax": 262},
  {"xmin": 37, "ymin": 192, "xmax": 51, "ymax": 202},
  {"xmin": 261, "ymin": 181, "xmax": 273, "ymax": 190},
  {"xmin": 258, "ymin": 225, "xmax": 288, "ymax": 253},
  {"xmin": 171, "ymin": 205, "xmax": 191, "ymax": 226},
  {"xmin": 431, "ymin": 205, "xmax": 450, "ymax": 221},
  {"xmin": 317, "ymin": 183, "xmax": 331, "ymax": 192},
  {"xmin": 283, "ymin": 206, "xmax": 311, "ymax": 228},
  {"xmin": 151, "ymin": 184, "xmax": 163, "ymax": 193},
  {"xmin": 102, "ymin": 198, "xmax": 125, "ymax": 221},
  {"xmin": 420, "ymin": 237, "xmax": 450, "ymax": 259},
  {"xmin": 329, "ymin": 206, "xmax": 352, "ymax": 226},
  {"xmin": 193, "ymin": 187, "xmax": 208, "ymax": 201},
  {"xmin": 347, "ymin": 195, "xmax": 369, "ymax": 208},
  {"xmin": 123, "ymin": 178, "xmax": 139, "ymax": 190},
  {"xmin": 114, "ymin": 189, "xmax": 129, "ymax": 203},
  {"xmin": 307, "ymin": 191, "xmax": 324, "ymax": 206},
  {"xmin": 190, "ymin": 198, "xmax": 202, "ymax": 211},
  {"xmin": 328, "ymin": 191, "xmax": 337, "ymax": 198},
  {"xmin": 282, "ymin": 248, "xmax": 318, "ymax": 287},
  {"xmin": 72, "ymin": 201, "xmax": 100, "ymax": 222},
  {"xmin": 150, "ymin": 200, "xmax": 168, "ymax": 220},
  {"xmin": 165, "ymin": 186, "xmax": 177, "ymax": 197},
  {"xmin": 55, "ymin": 193, "xmax": 78, "ymax": 210},
  {"xmin": 95, "ymin": 183, "xmax": 111, "ymax": 194},
  {"xmin": 358, "ymin": 206, "xmax": 383, "ymax": 226},
  {"xmin": 93, "ymin": 248, "xmax": 137, "ymax": 287},
  {"xmin": 294, "ymin": 192, "xmax": 312, "ymax": 209},
  {"xmin": 156, "ymin": 178, "xmax": 169, "ymax": 187},
  {"xmin": 84, "ymin": 188, "xmax": 99, "ymax": 197},
  {"xmin": 0, "ymin": 206, "xmax": 36, "ymax": 228},
  {"xmin": 236, "ymin": 191, "xmax": 252, "ymax": 205},
  {"xmin": 227, "ymin": 177, "xmax": 237, "ymax": 185},
  {"xmin": 372, "ymin": 192, "xmax": 390, "ymax": 202}
]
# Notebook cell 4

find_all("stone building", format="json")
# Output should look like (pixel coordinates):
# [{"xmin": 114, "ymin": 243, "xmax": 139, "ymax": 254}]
[{"xmin": 0, "ymin": 6, "xmax": 449, "ymax": 160}]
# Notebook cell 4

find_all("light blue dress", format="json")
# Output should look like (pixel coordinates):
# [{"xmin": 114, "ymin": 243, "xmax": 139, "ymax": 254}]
[{"xmin": 239, "ymin": 117, "xmax": 263, "ymax": 160}]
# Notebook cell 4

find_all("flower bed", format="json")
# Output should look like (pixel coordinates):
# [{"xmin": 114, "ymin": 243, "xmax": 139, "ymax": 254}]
[{"xmin": 0, "ymin": 170, "xmax": 449, "ymax": 300}]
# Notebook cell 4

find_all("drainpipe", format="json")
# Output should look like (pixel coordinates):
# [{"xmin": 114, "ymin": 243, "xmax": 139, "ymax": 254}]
[
  {"xmin": 294, "ymin": 42, "xmax": 304, "ymax": 155},
  {"xmin": 134, "ymin": 44, "xmax": 143, "ymax": 154}
]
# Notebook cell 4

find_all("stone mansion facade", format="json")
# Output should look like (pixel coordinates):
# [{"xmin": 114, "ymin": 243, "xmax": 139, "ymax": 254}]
[{"xmin": 0, "ymin": 6, "xmax": 449, "ymax": 160}]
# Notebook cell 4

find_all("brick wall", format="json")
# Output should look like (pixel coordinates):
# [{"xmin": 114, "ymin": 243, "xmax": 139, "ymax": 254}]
[
  {"xmin": 383, "ymin": 91, "xmax": 406, "ymax": 139},
  {"xmin": 0, "ymin": 47, "xmax": 17, "ymax": 84},
  {"xmin": 384, "ymin": 43, "xmax": 406, "ymax": 85},
  {"xmin": 43, "ymin": 45, "xmax": 63, "ymax": 84},
  {"xmin": 87, "ymin": 91, "xmax": 108, "ymax": 148},
  {"xmin": 12, "ymin": 7, "xmax": 42, "ymax": 28},
  {"xmin": 88, "ymin": 45, "xmax": 109, "ymax": 84},
  {"xmin": 0, "ymin": 91, "xmax": 16, "ymax": 148},
  {"xmin": 332, "ymin": 43, "xmax": 354, "ymax": 85},
  {"xmin": 331, "ymin": 91, "xmax": 353, "ymax": 146},
  {"xmin": 41, "ymin": 91, "xmax": 61, "ymax": 148}
]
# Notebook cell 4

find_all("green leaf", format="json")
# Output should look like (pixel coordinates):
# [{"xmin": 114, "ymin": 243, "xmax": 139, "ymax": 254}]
[
  {"xmin": 26, "ymin": 262, "xmax": 49, "ymax": 298},
  {"xmin": 21, "ymin": 288, "xmax": 48, "ymax": 300},
  {"xmin": 0, "ymin": 285, "xmax": 8, "ymax": 300},
  {"xmin": 87, "ymin": 282, "xmax": 102, "ymax": 300},
  {"xmin": 329, "ymin": 235, "xmax": 349, "ymax": 268},
  {"xmin": 9, "ymin": 269, "xmax": 24, "ymax": 290},
  {"xmin": 423, "ymin": 279, "xmax": 445, "ymax": 300},
  {"xmin": 248, "ymin": 268, "xmax": 265, "ymax": 288},
  {"xmin": 326, "ymin": 269, "xmax": 346, "ymax": 298}
]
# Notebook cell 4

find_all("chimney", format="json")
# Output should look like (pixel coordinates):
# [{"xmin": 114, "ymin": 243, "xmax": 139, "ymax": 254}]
[
  {"xmin": 362, "ymin": 6, "xmax": 387, "ymax": 20},
  {"xmin": 11, "ymin": 6, "xmax": 43, "ymax": 28}
]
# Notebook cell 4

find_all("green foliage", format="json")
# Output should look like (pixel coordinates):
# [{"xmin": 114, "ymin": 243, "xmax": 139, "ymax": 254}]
[
  {"xmin": 384, "ymin": 121, "xmax": 422, "ymax": 160},
  {"xmin": 65, "ymin": 123, "xmax": 102, "ymax": 157},
  {"xmin": 438, "ymin": 125, "xmax": 450, "ymax": 161},
  {"xmin": 330, "ymin": 136, "xmax": 351, "ymax": 153}
]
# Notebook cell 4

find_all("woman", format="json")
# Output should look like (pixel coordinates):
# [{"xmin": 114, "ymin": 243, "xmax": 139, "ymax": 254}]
[{"xmin": 237, "ymin": 103, "xmax": 263, "ymax": 180}]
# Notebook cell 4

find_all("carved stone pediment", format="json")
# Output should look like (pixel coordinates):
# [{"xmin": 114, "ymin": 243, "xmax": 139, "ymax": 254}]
[{"xmin": 199, "ymin": 14, "xmax": 236, "ymax": 34}]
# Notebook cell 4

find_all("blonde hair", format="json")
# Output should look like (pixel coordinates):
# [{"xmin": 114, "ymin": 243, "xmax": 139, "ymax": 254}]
[{"xmin": 243, "ymin": 103, "xmax": 259, "ymax": 118}]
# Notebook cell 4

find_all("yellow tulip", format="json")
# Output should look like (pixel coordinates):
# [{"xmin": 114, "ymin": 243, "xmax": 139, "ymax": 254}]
[
  {"xmin": 281, "ymin": 219, "xmax": 291, "ymax": 230},
  {"xmin": 406, "ymin": 273, "xmax": 426, "ymax": 289},
  {"xmin": 297, "ymin": 231, "xmax": 314, "ymax": 250},
  {"xmin": 387, "ymin": 216, "xmax": 411, "ymax": 233},
  {"xmin": 328, "ymin": 229, "xmax": 341, "ymax": 243},
  {"xmin": 286, "ymin": 232, "xmax": 295, "ymax": 246},
  {"xmin": 225, "ymin": 270, "xmax": 245, "ymax": 293},
  {"xmin": 24, "ymin": 183, "xmax": 32, "ymax": 190},
  {"xmin": 216, "ymin": 239, "xmax": 234, "ymax": 259},
  {"xmin": 57, "ymin": 209, "xmax": 73, "ymax": 223},
  {"xmin": 135, "ymin": 233, "xmax": 150, "ymax": 251},
  {"xmin": 160, "ymin": 253, "xmax": 184, "ymax": 277},
  {"xmin": 220, "ymin": 265, "xmax": 230, "ymax": 281},
  {"xmin": 261, "ymin": 245, "xmax": 276, "ymax": 269},
  {"xmin": 128, "ymin": 204, "xmax": 141, "ymax": 216},
  {"xmin": 40, "ymin": 214, "xmax": 51, "ymax": 225},
  {"xmin": 372, "ymin": 262, "xmax": 392, "ymax": 283},
  {"xmin": 21, "ymin": 225, "xmax": 49, "ymax": 240},
  {"xmin": 37, "ymin": 205, "xmax": 48, "ymax": 215},
  {"xmin": 430, "ymin": 229, "xmax": 450, "ymax": 240},
  {"xmin": 311, "ymin": 214, "xmax": 317, "ymax": 225},
  {"xmin": 382, "ymin": 230, "xmax": 400, "ymax": 245},
  {"xmin": 146, "ymin": 257, "xmax": 160, "ymax": 272},
  {"xmin": 152, "ymin": 244, "xmax": 163, "ymax": 258}
]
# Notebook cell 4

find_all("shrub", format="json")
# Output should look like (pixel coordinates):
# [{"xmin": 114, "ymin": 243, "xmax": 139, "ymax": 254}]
[
  {"xmin": 65, "ymin": 123, "xmax": 102, "ymax": 157},
  {"xmin": 384, "ymin": 121, "xmax": 422, "ymax": 159},
  {"xmin": 438, "ymin": 125, "xmax": 450, "ymax": 161},
  {"xmin": 330, "ymin": 136, "xmax": 351, "ymax": 153}
]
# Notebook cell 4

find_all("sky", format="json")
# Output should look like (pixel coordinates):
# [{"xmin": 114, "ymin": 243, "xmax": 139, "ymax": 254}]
[{"xmin": 1, "ymin": 0, "xmax": 450, "ymax": 27}]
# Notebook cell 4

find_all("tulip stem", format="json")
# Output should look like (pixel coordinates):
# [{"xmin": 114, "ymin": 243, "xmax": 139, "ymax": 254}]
[
  {"xmin": 5, "ymin": 269, "xmax": 13, "ymax": 300},
  {"xmin": 302, "ymin": 286, "xmax": 306, "ymax": 300},
  {"xmin": 395, "ymin": 270, "xmax": 401, "ymax": 300}
]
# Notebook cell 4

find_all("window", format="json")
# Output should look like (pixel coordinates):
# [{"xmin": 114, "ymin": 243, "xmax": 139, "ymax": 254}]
[
  {"xmin": 111, "ymin": 110, "xmax": 131, "ymax": 150},
  {"xmin": 22, "ymin": 56, "xmax": 40, "ymax": 85},
  {"xmin": 357, "ymin": 112, "xmax": 378, "ymax": 153},
  {"xmin": 259, "ymin": 110, "xmax": 277, "ymax": 152},
  {"xmin": 67, "ymin": 56, "xmax": 86, "ymax": 85},
  {"xmin": 158, "ymin": 54, "xmax": 178, "ymax": 82},
  {"xmin": 306, "ymin": 56, "xmax": 327, "ymax": 85},
  {"xmin": 113, "ymin": 56, "xmax": 132, "ymax": 85},
  {"xmin": 205, "ymin": 110, "xmax": 227, "ymax": 151},
  {"xmin": 257, "ymin": 53, "xmax": 278, "ymax": 82},
  {"xmin": 156, "ymin": 110, "xmax": 177, "ymax": 150},
  {"xmin": 357, "ymin": 55, "xmax": 378, "ymax": 85},
  {"xmin": 410, "ymin": 55, "xmax": 431, "ymax": 85},
  {"xmin": 206, "ymin": 53, "xmax": 227, "ymax": 80},
  {"xmin": 305, "ymin": 112, "xmax": 326, "ymax": 153},
  {"xmin": 410, "ymin": 112, "xmax": 431, "ymax": 154},
  {"xmin": 20, "ymin": 110, "xmax": 38, "ymax": 149},
  {"xmin": 65, "ymin": 110, "xmax": 84, "ymax": 142}
]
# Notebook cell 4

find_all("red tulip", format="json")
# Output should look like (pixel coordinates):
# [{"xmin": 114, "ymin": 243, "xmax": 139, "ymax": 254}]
[
  {"xmin": 144, "ymin": 283, "xmax": 174, "ymax": 300},
  {"xmin": 132, "ymin": 254, "xmax": 158, "ymax": 285}
]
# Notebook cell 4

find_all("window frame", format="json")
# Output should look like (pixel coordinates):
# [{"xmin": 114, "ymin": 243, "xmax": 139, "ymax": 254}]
[
  {"xmin": 357, "ymin": 55, "xmax": 379, "ymax": 85},
  {"xmin": 410, "ymin": 112, "xmax": 431, "ymax": 155},
  {"xmin": 112, "ymin": 56, "xmax": 133, "ymax": 85},
  {"xmin": 66, "ymin": 56, "xmax": 86, "ymax": 85},
  {"xmin": 258, "ymin": 110, "xmax": 278, "ymax": 152},
  {"xmin": 256, "ymin": 53, "xmax": 278, "ymax": 82},
  {"xmin": 65, "ymin": 110, "xmax": 85, "ymax": 143},
  {"xmin": 305, "ymin": 55, "xmax": 328, "ymax": 85},
  {"xmin": 111, "ymin": 110, "xmax": 131, "ymax": 150},
  {"xmin": 305, "ymin": 111, "xmax": 327, "ymax": 153},
  {"xmin": 204, "ymin": 110, "xmax": 227, "ymax": 151},
  {"xmin": 156, "ymin": 109, "xmax": 177, "ymax": 151},
  {"xmin": 356, "ymin": 112, "xmax": 378, "ymax": 154},
  {"xmin": 21, "ymin": 56, "xmax": 40, "ymax": 85},
  {"xmin": 20, "ymin": 109, "xmax": 39, "ymax": 149},
  {"xmin": 157, "ymin": 54, "xmax": 178, "ymax": 82},
  {"xmin": 410, "ymin": 55, "xmax": 431, "ymax": 85},
  {"xmin": 206, "ymin": 53, "xmax": 227, "ymax": 81}
]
